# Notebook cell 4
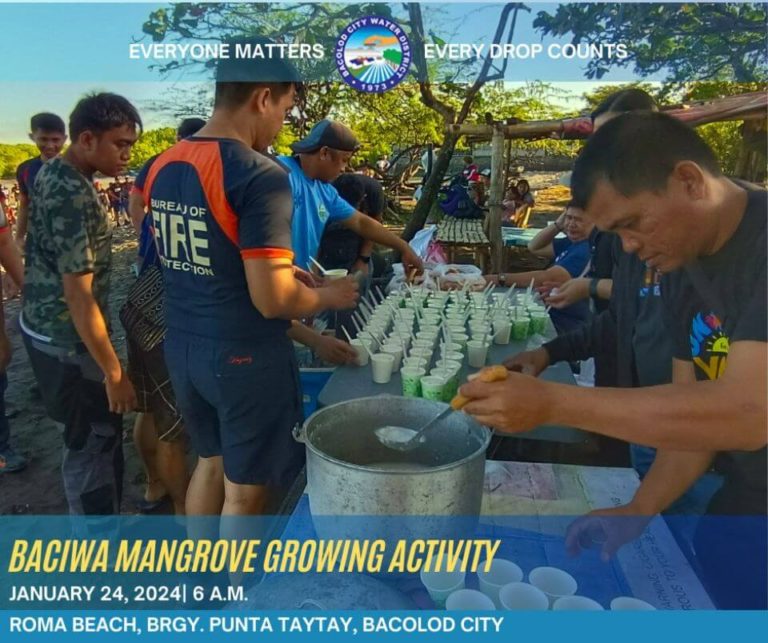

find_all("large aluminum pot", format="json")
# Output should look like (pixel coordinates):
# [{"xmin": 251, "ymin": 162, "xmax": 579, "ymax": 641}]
[{"xmin": 294, "ymin": 396, "xmax": 491, "ymax": 517}]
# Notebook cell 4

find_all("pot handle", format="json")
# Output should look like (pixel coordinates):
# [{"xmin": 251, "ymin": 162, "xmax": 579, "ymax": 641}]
[{"xmin": 292, "ymin": 422, "xmax": 306, "ymax": 444}]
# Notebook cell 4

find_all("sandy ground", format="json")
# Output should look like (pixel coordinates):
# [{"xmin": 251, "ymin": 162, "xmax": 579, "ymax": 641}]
[{"xmin": 0, "ymin": 225, "xmax": 147, "ymax": 514}]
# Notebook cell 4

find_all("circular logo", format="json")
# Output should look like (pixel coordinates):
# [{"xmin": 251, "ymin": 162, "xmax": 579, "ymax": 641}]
[{"xmin": 334, "ymin": 16, "xmax": 412, "ymax": 93}]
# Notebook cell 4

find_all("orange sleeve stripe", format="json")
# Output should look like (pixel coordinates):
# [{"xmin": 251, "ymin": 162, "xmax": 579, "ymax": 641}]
[{"xmin": 241, "ymin": 248, "xmax": 295, "ymax": 260}]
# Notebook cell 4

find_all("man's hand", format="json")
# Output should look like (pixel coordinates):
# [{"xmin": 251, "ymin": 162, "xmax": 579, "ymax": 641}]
[
  {"xmin": 503, "ymin": 347, "xmax": 550, "ymax": 376},
  {"xmin": 313, "ymin": 334, "xmax": 358, "ymax": 365},
  {"xmin": 459, "ymin": 371, "xmax": 553, "ymax": 434},
  {"xmin": 104, "ymin": 371, "xmax": 137, "ymax": 414},
  {"xmin": 543, "ymin": 278, "xmax": 589, "ymax": 309},
  {"xmin": 0, "ymin": 331, "xmax": 12, "ymax": 372},
  {"xmin": 565, "ymin": 505, "xmax": 653, "ymax": 562},
  {"xmin": 320, "ymin": 276, "xmax": 359, "ymax": 311},
  {"xmin": 293, "ymin": 265, "xmax": 322, "ymax": 289},
  {"xmin": 2, "ymin": 274, "xmax": 19, "ymax": 300},
  {"xmin": 401, "ymin": 245, "xmax": 424, "ymax": 278}
]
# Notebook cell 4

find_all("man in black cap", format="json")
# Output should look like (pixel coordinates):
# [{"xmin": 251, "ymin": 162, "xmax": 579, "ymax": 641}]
[
  {"xmin": 278, "ymin": 119, "xmax": 423, "ymax": 275},
  {"xmin": 142, "ymin": 43, "xmax": 359, "ymax": 519}
]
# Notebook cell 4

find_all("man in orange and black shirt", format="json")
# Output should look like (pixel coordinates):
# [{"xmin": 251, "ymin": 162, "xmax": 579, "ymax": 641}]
[{"xmin": 141, "ymin": 40, "xmax": 358, "ymax": 517}]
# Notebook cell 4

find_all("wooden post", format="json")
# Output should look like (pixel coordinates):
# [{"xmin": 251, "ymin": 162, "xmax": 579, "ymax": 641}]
[{"xmin": 488, "ymin": 124, "xmax": 505, "ymax": 273}]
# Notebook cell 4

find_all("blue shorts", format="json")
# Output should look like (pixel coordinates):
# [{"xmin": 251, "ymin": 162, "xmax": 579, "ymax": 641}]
[{"xmin": 164, "ymin": 332, "xmax": 305, "ymax": 486}]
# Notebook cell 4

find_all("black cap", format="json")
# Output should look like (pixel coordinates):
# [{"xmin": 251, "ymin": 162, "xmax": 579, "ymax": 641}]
[
  {"xmin": 216, "ymin": 37, "xmax": 302, "ymax": 84},
  {"xmin": 291, "ymin": 119, "xmax": 360, "ymax": 154}
]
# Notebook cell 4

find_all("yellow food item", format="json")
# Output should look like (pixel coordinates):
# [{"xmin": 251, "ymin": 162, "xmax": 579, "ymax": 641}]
[{"xmin": 450, "ymin": 365, "xmax": 508, "ymax": 409}]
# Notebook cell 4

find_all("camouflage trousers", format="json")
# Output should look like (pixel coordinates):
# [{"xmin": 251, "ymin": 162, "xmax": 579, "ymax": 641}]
[{"xmin": 21, "ymin": 331, "xmax": 123, "ymax": 515}]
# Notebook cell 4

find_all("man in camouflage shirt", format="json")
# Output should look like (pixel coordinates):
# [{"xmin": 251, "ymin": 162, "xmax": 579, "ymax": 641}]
[{"xmin": 21, "ymin": 93, "xmax": 141, "ymax": 515}]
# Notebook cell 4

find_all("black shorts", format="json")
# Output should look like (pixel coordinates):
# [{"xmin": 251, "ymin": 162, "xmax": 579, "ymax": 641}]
[
  {"xmin": 163, "ymin": 332, "xmax": 305, "ymax": 486},
  {"xmin": 126, "ymin": 338, "xmax": 184, "ymax": 442}
]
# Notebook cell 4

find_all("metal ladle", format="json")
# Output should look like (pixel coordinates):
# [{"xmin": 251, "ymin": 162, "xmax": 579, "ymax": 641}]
[{"xmin": 375, "ymin": 366, "xmax": 509, "ymax": 451}]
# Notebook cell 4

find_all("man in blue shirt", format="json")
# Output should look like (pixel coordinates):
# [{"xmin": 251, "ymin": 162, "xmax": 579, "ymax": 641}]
[
  {"xmin": 486, "ymin": 203, "xmax": 594, "ymax": 333},
  {"xmin": 278, "ymin": 119, "xmax": 423, "ymax": 275}
]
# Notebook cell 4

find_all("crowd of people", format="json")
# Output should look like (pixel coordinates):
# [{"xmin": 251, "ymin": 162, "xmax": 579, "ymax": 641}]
[{"xmin": 0, "ymin": 43, "xmax": 764, "ymax": 609}]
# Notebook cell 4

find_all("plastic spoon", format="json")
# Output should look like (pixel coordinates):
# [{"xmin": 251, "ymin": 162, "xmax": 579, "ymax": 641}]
[
  {"xmin": 342, "ymin": 326, "xmax": 374, "ymax": 362},
  {"xmin": 309, "ymin": 256, "xmax": 328, "ymax": 276}
]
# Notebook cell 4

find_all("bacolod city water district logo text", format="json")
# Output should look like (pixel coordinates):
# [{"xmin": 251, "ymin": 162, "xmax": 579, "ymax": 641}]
[{"xmin": 334, "ymin": 16, "xmax": 412, "ymax": 93}]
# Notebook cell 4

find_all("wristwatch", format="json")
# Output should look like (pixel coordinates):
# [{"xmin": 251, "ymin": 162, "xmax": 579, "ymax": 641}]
[{"xmin": 498, "ymin": 273, "xmax": 507, "ymax": 287}]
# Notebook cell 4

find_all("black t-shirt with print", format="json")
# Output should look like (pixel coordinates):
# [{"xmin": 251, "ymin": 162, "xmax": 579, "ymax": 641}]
[{"xmin": 662, "ymin": 187, "xmax": 767, "ymax": 515}]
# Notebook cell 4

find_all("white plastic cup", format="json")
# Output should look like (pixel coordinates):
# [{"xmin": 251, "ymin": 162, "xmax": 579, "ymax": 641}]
[
  {"xmin": 324, "ymin": 268, "xmax": 349, "ymax": 280},
  {"xmin": 409, "ymin": 347, "xmax": 433, "ymax": 363},
  {"xmin": 420, "ymin": 375, "xmax": 448, "ymax": 402},
  {"xmin": 477, "ymin": 559, "xmax": 524, "ymax": 608},
  {"xmin": 446, "ymin": 589, "xmax": 496, "ymax": 611},
  {"xmin": 350, "ymin": 338, "xmax": 370, "ymax": 366},
  {"xmin": 440, "ymin": 341, "xmax": 462, "ymax": 356},
  {"xmin": 529, "ymin": 567, "xmax": 578, "ymax": 606},
  {"xmin": 366, "ymin": 323, "xmax": 388, "ymax": 339},
  {"xmin": 450, "ymin": 333, "xmax": 470, "ymax": 348},
  {"xmin": 371, "ymin": 353, "xmax": 395, "ymax": 384},
  {"xmin": 443, "ymin": 350, "xmax": 464, "ymax": 364},
  {"xmin": 435, "ymin": 358, "xmax": 463, "ymax": 372},
  {"xmin": 402, "ymin": 357, "xmax": 428, "ymax": 371},
  {"xmin": 447, "ymin": 321, "xmax": 467, "ymax": 332},
  {"xmin": 610, "ymin": 597, "xmax": 657, "ymax": 611},
  {"xmin": 498, "ymin": 582, "xmax": 549, "ymax": 611},
  {"xmin": 381, "ymin": 345, "xmax": 403, "ymax": 372},
  {"xmin": 467, "ymin": 339, "xmax": 490, "ymax": 368},
  {"xmin": 469, "ymin": 325, "xmax": 491, "ymax": 339},
  {"xmin": 492, "ymin": 319, "xmax": 512, "ymax": 345},
  {"xmin": 420, "ymin": 568, "xmax": 466, "ymax": 607},
  {"xmin": 553, "ymin": 596, "xmax": 604, "ymax": 611}
]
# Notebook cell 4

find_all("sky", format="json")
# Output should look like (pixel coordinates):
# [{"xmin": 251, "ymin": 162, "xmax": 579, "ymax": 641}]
[{"xmin": 0, "ymin": 2, "xmax": 658, "ymax": 142}]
